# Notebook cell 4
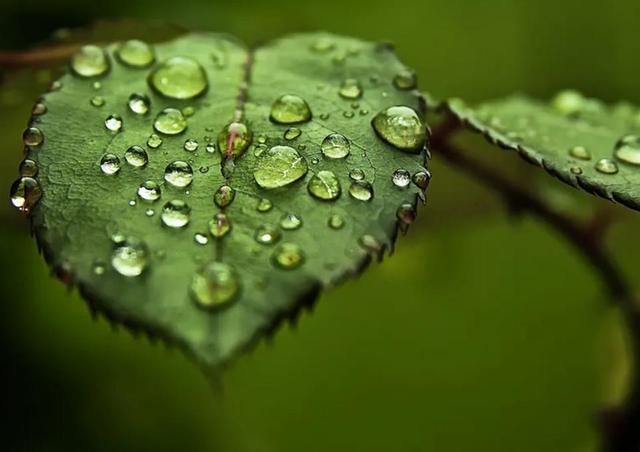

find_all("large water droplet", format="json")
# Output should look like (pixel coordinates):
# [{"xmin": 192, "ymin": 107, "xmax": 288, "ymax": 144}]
[
  {"xmin": 254, "ymin": 145, "xmax": 308, "ymax": 188},
  {"xmin": 128, "ymin": 93, "xmax": 150, "ymax": 115},
  {"xmin": 100, "ymin": 153, "xmax": 121, "ymax": 175},
  {"xmin": 339, "ymin": 78, "xmax": 362, "ymax": 99},
  {"xmin": 569, "ymin": 146, "xmax": 591, "ymax": 161},
  {"xmin": 280, "ymin": 213, "xmax": 302, "ymax": 230},
  {"xmin": 270, "ymin": 94, "xmax": 312, "ymax": 124},
  {"xmin": 148, "ymin": 56, "xmax": 208, "ymax": 100},
  {"xmin": 111, "ymin": 238, "xmax": 149, "ymax": 277},
  {"xmin": 164, "ymin": 161, "xmax": 193, "ymax": 187},
  {"xmin": 217, "ymin": 122, "xmax": 252, "ymax": 158},
  {"xmin": 393, "ymin": 70, "xmax": 417, "ymax": 90},
  {"xmin": 137, "ymin": 180, "xmax": 161, "ymax": 201},
  {"xmin": 124, "ymin": 145, "xmax": 148, "ymax": 167},
  {"xmin": 10, "ymin": 177, "xmax": 41, "ymax": 213},
  {"xmin": 321, "ymin": 133, "xmax": 351, "ymax": 159},
  {"xmin": 595, "ymin": 159, "xmax": 619, "ymax": 175},
  {"xmin": 23, "ymin": 127, "xmax": 44, "ymax": 147},
  {"xmin": 308, "ymin": 170, "xmax": 341, "ymax": 201},
  {"xmin": 116, "ymin": 39, "xmax": 155, "ymax": 68},
  {"xmin": 349, "ymin": 181, "xmax": 373, "ymax": 201},
  {"xmin": 191, "ymin": 262, "xmax": 239, "ymax": 310},
  {"xmin": 255, "ymin": 224, "xmax": 281, "ymax": 245},
  {"xmin": 412, "ymin": 170, "xmax": 431, "ymax": 190},
  {"xmin": 214, "ymin": 185, "xmax": 236, "ymax": 208},
  {"xmin": 372, "ymin": 106, "xmax": 426, "ymax": 152},
  {"xmin": 392, "ymin": 169, "xmax": 411, "ymax": 188},
  {"xmin": 154, "ymin": 108, "xmax": 187, "ymax": 135},
  {"xmin": 71, "ymin": 45, "xmax": 110, "ymax": 77},
  {"xmin": 614, "ymin": 135, "xmax": 640, "ymax": 166},
  {"xmin": 209, "ymin": 213, "xmax": 231, "ymax": 238},
  {"xmin": 105, "ymin": 114, "xmax": 123, "ymax": 132},
  {"xmin": 272, "ymin": 243, "xmax": 304, "ymax": 269},
  {"xmin": 161, "ymin": 200, "xmax": 191, "ymax": 228}
]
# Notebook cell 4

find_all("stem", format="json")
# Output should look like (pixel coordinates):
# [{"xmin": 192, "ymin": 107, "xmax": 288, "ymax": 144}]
[
  {"xmin": 0, "ymin": 44, "xmax": 81, "ymax": 70},
  {"xmin": 431, "ymin": 116, "xmax": 640, "ymax": 452}
]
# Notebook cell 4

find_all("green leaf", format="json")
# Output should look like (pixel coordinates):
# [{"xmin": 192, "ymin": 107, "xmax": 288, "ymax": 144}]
[
  {"xmin": 13, "ymin": 32, "xmax": 430, "ymax": 369},
  {"xmin": 445, "ymin": 92, "xmax": 640, "ymax": 211}
]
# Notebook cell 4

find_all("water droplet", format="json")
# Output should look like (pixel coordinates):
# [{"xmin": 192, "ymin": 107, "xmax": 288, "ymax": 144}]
[
  {"xmin": 128, "ymin": 93, "xmax": 150, "ymax": 115},
  {"xmin": 154, "ymin": 108, "xmax": 187, "ymax": 135},
  {"xmin": 70, "ymin": 45, "xmax": 110, "ymax": 77},
  {"xmin": 254, "ymin": 145, "xmax": 308, "ymax": 188},
  {"xmin": 551, "ymin": 90, "xmax": 586, "ymax": 116},
  {"xmin": 359, "ymin": 234, "xmax": 382, "ymax": 254},
  {"xmin": 116, "ymin": 39, "xmax": 155, "ymax": 68},
  {"xmin": 111, "ymin": 238, "xmax": 149, "ymax": 277},
  {"xmin": 255, "ymin": 224, "xmax": 281, "ymax": 245},
  {"xmin": 393, "ymin": 69, "xmax": 417, "ymax": 90},
  {"xmin": 372, "ymin": 106, "xmax": 426, "ymax": 152},
  {"xmin": 93, "ymin": 81, "xmax": 102, "ymax": 90},
  {"xmin": 321, "ymin": 133, "xmax": 351, "ymax": 159},
  {"xmin": 100, "ymin": 153, "xmax": 121, "ymax": 175},
  {"xmin": 92, "ymin": 262, "xmax": 106, "ymax": 276},
  {"xmin": 569, "ymin": 146, "xmax": 591, "ymax": 161},
  {"xmin": 10, "ymin": 177, "xmax": 41, "ymax": 213},
  {"xmin": 308, "ymin": 170, "xmax": 341, "ymax": 201},
  {"xmin": 191, "ymin": 262, "xmax": 239, "ymax": 310},
  {"xmin": 328, "ymin": 214, "xmax": 344, "ymax": 229},
  {"xmin": 105, "ymin": 114, "xmax": 123, "ymax": 132},
  {"xmin": 595, "ymin": 159, "xmax": 619, "ymax": 175},
  {"xmin": 146, "ymin": 209, "xmax": 155, "ymax": 217},
  {"xmin": 396, "ymin": 203, "xmax": 416, "ymax": 227},
  {"xmin": 217, "ymin": 122, "xmax": 252, "ymax": 158},
  {"xmin": 349, "ymin": 168, "xmax": 365, "ymax": 181},
  {"xmin": 49, "ymin": 80, "xmax": 62, "ymax": 92},
  {"xmin": 19, "ymin": 159, "xmax": 38, "ymax": 177},
  {"xmin": 349, "ymin": 181, "xmax": 374, "ymax": 201},
  {"xmin": 23, "ymin": 127, "xmax": 43, "ymax": 147},
  {"xmin": 128, "ymin": 200, "xmax": 137, "ymax": 207},
  {"xmin": 205, "ymin": 143, "xmax": 216, "ymax": 153},
  {"xmin": 32, "ymin": 103, "xmax": 47, "ymax": 116},
  {"xmin": 310, "ymin": 38, "xmax": 335, "ymax": 53},
  {"xmin": 147, "ymin": 134, "xmax": 163, "ymax": 149},
  {"xmin": 343, "ymin": 111, "xmax": 355, "ymax": 119},
  {"xmin": 148, "ymin": 56, "xmax": 208, "ymax": 100},
  {"xmin": 570, "ymin": 166, "xmax": 583, "ymax": 175},
  {"xmin": 270, "ymin": 94, "xmax": 312, "ymax": 124},
  {"xmin": 272, "ymin": 243, "xmax": 304, "ymax": 269},
  {"xmin": 339, "ymin": 78, "xmax": 362, "ymax": 99},
  {"xmin": 137, "ymin": 180, "xmax": 161, "ymax": 201},
  {"xmin": 184, "ymin": 138, "xmax": 199, "ymax": 152},
  {"xmin": 253, "ymin": 144, "xmax": 267, "ymax": 157},
  {"xmin": 257, "ymin": 198, "xmax": 273, "ymax": 212},
  {"xmin": 124, "ymin": 145, "xmax": 148, "ymax": 167},
  {"xmin": 214, "ymin": 185, "xmax": 236, "ymax": 208},
  {"xmin": 164, "ymin": 161, "xmax": 193, "ymax": 187},
  {"xmin": 257, "ymin": 134, "xmax": 267, "ymax": 144},
  {"xmin": 161, "ymin": 200, "xmax": 191, "ymax": 228},
  {"xmin": 182, "ymin": 106, "xmax": 195, "ymax": 117},
  {"xmin": 194, "ymin": 233, "xmax": 209, "ymax": 245},
  {"xmin": 614, "ymin": 135, "xmax": 640, "ymax": 166},
  {"xmin": 392, "ymin": 169, "xmax": 411, "ymax": 188},
  {"xmin": 91, "ymin": 96, "xmax": 105, "ymax": 107},
  {"xmin": 209, "ymin": 213, "xmax": 231, "ymax": 238},
  {"xmin": 284, "ymin": 127, "xmax": 302, "ymax": 140},
  {"xmin": 280, "ymin": 213, "xmax": 302, "ymax": 230},
  {"xmin": 412, "ymin": 170, "xmax": 431, "ymax": 189},
  {"xmin": 319, "ymin": 113, "xmax": 330, "ymax": 120}
]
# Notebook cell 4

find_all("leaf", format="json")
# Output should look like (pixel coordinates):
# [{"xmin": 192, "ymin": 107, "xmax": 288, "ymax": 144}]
[
  {"xmin": 14, "ymin": 32, "xmax": 431, "ymax": 369},
  {"xmin": 445, "ymin": 92, "xmax": 640, "ymax": 211}
]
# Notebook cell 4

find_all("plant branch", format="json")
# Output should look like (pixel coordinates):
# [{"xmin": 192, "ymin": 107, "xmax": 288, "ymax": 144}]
[
  {"xmin": 0, "ymin": 44, "xmax": 81, "ymax": 70},
  {"xmin": 431, "ymin": 115, "xmax": 640, "ymax": 452}
]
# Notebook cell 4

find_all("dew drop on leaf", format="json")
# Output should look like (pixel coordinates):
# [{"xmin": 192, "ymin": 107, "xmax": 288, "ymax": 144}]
[
  {"xmin": 137, "ymin": 180, "xmax": 161, "ymax": 202},
  {"xmin": 310, "ymin": 38, "xmax": 335, "ymax": 53},
  {"xmin": 124, "ymin": 145, "xmax": 148, "ymax": 167},
  {"xmin": 116, "ymin": 39, "xmax": 155, "ymax": 68},
  {"xmin": 396, "ymin": 203, "xmax": 416, "ymax": 228},
  {"xmin": 569, "ymin": 145, "xmax": 591, "ymax": 161},
  {"xmin": 349, "ymin": 180, "xmax": 374, "ymax": 201},
  {"xmin": 208, "ymin": 213, "xmax": 231, "ymax": 238},
  {"xmin": 70, "ymin": 45, "xmax": 110, "ymax": 78},
  {"xmin": 19, "ymin": 159, "xmax": 38, "ymax": 177},
  {"xmin": 190, "ymin": 262, "xmax": 239, "ymax": 310},
  {"xmin": 154, "ymin": 108, "xmax": 187, "ymax": 135},
  {"xmin": 255, "ymin": 224, "xmax": 281, "ymax": 245},
  {"xmin": 321, "ymin": 133, "xmax": 351, "ymax": 159},
  {"xmin": 214, "ymin": 185, "xmax": 236, "ymax": 208},
  {"xmin": 595, "ymin": 159, "xmax": 619, "ymax": 175},
  {"xmin": 148, "ymin": 56, "xmax": 208, "ymax": 100},
  {"xmin": 393, "ymin": 69, "xmax": 417, "ymax": 90},
  {"xmin": 91, "ymin": 96, "xmax": 105, "ymax": 107},
  {"xmin": 372, "ymin": 106, "xmax": 426, "ymax": 152},
  {"xmin": 270, "ymin": 94, "xmax": 312, "ymax": 124},
  {"xmin": 111, "ymin": 238, "xmax": 149, "ymax": 277},
  {"xmin": 164, "ymin": 161, "xmax": 193, "ymax": 187},
  {"xmin": 349, "ymin": 168, "xmax": 365, "ymax": 181},
  {"xmin": 338, "ymin": 78, "xmax": 362, "ymax": 99},
  {"xmin": 412, "ymin": 170, "xmax": 431, "ymax": 190},
  {"xmin": 254, "ymin": 145, "xmax": 308, "ymax": 189},
  {"xmin": 359, "ymin": 234, "xmax": 382, "ymax": 254},
  {"xmin": 392, "ymin": 169, "xmax": 411, "ymax": 188},
  {"xmin": 284, "ymin": 127, "xmax": 302, "ymax": 140},
  {"xmin": 307, "ymin": 170, "xmax": 341, "ymax": 201},
  {"xmin": 257, "ymin": 198, "xmax": 273, "ymax": 212},
  {"xmin": 100, "ymin": 153, "xmax": 121, "ymax": 175},
  {"xmin": 280, "ymin": 213, "xmax": 302, "ymax": 230},
  {"xmin": 10, "ymin": 177, "xmax": 41, "ymax": 213},
  {"xmin": 147, "ymin": 133, "xmax": 163, "ymax": 149},
  {"xmin": 217, "ymin": 122, "xmax": 252, "ymax": 158},
  {"xmin": 128, "ymin": 93, "xmax": 150, "ymax": 115},
  {"xmin": 614, "ymin": 135, "xmax": 640, "ymax": 166},
  {"xmin": 184, "ymin": 138, "xmax": 199, "ymax": 152},
  {"xmin": 23, "ymin": 127, "xmax": 44, "ymax": 147},
  {"xmin": 161, "ymin": 200, "xmax": 191, "ymax": 228},
  {"xmin": 194, "ymin": 233, "xmax": 209, "ymax": 245},
  {"xmin": 328, "ymin": 214, "xmax": 345, "ymax": 229},
  {"xmin": 272, "ymin": 243, "xmax": 305, "ymax": 269},
  {"xmin": 105, "ymin": 114, "xmax": 123, "ymax": 132},
  {"xmin": 32, "ymin": 102, "xmax": 47, "ymax": 116}
]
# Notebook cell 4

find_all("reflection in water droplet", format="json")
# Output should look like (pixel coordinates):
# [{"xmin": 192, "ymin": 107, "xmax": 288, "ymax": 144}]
[
  {"xmin": 308, "ymin": 170, "xmax": 341, "ymax": 201},
  {"xmin": 138, "ymin": 180, "xmax": 161, "ymax": 201},
  {"xmin": 154, "ymin": 108, "xmax": 187, "ymax": 135},
  {"xmin": 349, "ymin": 168, "xmax": 365, "ymax": 181},
  {"xmin": 393, "ymin": 70, "xmax": 417, "ymax": 90},
  {"xmin": 254, "ymin": 145, "xmax": 308, "ymax": 189},
  {"xmin": 339, "ymin": 79, "xmax": 362, "ymax": 99},
  {"xmin": 569, "ymin": 146, "xmax": 591, "ymax": 161},
  {"xmin": 191, "ymin": 262, "xmax": 239, "ymax": 310},
  {"xmin": 390, "ymin": 169, "xmax": 410, "ymax": 188},
  {"xmin": 349, "ymin": 181, "xmax": 373, "ymax": 201},
  {"xmin": 10, "ymin": 177, "xmax": 41, "ymax": 213},
  {"xmin": 595, "ymin": 159, "xmax": 619, "ymax": 175},
  {"xmin": 217, "ymin": 122, "xmax": 252, "ymax": 158},
  {"xmin": 23, "ymin": 127, "xmax": 44, "ymax": 147},
  {"xmin": 111, "ymin": 238, "xmax": 149, "ymax": 277},
  {"xmin": 161, "ymin": 200, "xmax": 191, "ymax": 228},
  {"xmin": 328, "ymin": 214, "xmax": 345, "ymax": 229},
  {"xmin": 280, "ymin": 213, "xmax": 302, "ymax": 230},
  {"xmin": 147, "ymin": 134, "xmax": 163, "ymax": 149},
  {"xmin": 100, "ymin": 154, "xmax": 121, "ymax": 175},
  {"xmin": 412, "ymin": 170, "xmax": 431, "ymax": 189},
  {"xmin": 184, "ymin": 138, "xmax": 199, "ymax": 152},
  {"xmin": 209, "ymin": 213, "xmax": 231, "ymax": 238},
  {"xmin": 164, "ymin": 161, "xmax": 193, "ymax": 187},
  {"xmin": 116, "ymin": 39, "xmax": 155, "ymax": 68},
  {"xmin": 321, "ymin": 133, "xmax": 351, "ymax": 159},
  {"xmin": 71, "ymin": 45, "xmax": 110, "ymax": 77},
  {"xmin": 105, "ymin": 114, "xmax": 123, "ymax": 132},
  {"xmin": 372, "ymin": 106, "xmax": 426, "ymax": 152},
  {"xmin": 128, "ymin": 93, "xmax": 150, "ymax": 115},
  {"xmin": 614, "ymin": 135, "xmax": 640, "ymax": 166},
  {"xmin": 284, "ymin": 128, "xmax": 302, "ymax": 140},
  {"xmin": 255, "ymin": 224, "xmax": 281, "ymax": 245},
  {"xmin": 272, "ymin": 243, "xmax": 304, "ymax": 269},
  {"xmin": 20, "ymin": 159, "xmax": 38, "ymax": 177},
  {"xmin": 257, "ymin": 198, "xmax": 273, "ymax": 212},
  {"xmin": 124, "ymin": 145, "xmax": 148, "ymax": 167},
  {"xmin": 148, "ymin": 56, "xmax": 208, "ymax": 100},
  {"xmin": 214, "ymin": 185, "xmax": 236, "ymax": 208},
  {"xmin": 270, "ymin": 94, "xmax": 312, "ymax": 124}
]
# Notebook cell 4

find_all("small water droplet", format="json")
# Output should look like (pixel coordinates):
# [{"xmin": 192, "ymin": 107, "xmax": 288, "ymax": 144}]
[
  {"xmin": 92, "ymin": 262, "xmax": 106, "ymax": 276},
  {"xmin": 137, "ymin": 180, "xmax": 161, "ymax": 201},
  {"xmin": 257, "ymin": 134, "xmax": 267, "ymax": 144},
  {"xmin": 328, "ymin": 214, "xmax": 344, "ymax": 229},
  {"xmin": 32, "ymin": 103, "xmax": 47, "ymax": 116},
  {"xmin": 255, "ymin": 224, "xmax": 281, "ymax": 245},
  {"xmin": 396, "ymin": 203, "xmax": 416, "ymax": 227},
  {"xmin": 308, "ymin": 170, "xmax": 341, "ymax": 201},
  {"xmin": 116, "ymin": 39, "xmax": 155, "ymax": 68},
  {"xmin": 569, "ymin": 146, "xmax": 591, "ymax": 161},
  {"xmin": 148, "ymin": 56, "xmax": 208, "ymax": 100},
  {"xmin": 254, "ymin": 145, "xmax": 309, "ymax": 188},
  {"xmin": 154, "ymin": 108, "xmax": 187, "ymax": 135},
  {"xmin": 10, "ymin": 177, "xmax": 41, "ymax": 213},
  {"xmin": 392, "ymin": 169, "xmax": 411, "ymax": 188},
  {"xmin": 147, "ymin": 133, "xmax": 163, "ymax": 149},
  {"xmin": 128, "ymin": 93, "xmax": 150, "ymax": 115},
  {"xmin": 570, "ymin": 166, "xmax": 583, "ymax": 175},
  {"xmin": 128, "ymin": 200, "xmax": 137, "ymax": 207},
  {"xmin": 270, "ymin": 94, "xmax": 312, "ymax": 124},
  {"xmin": 161, "ymin": 200, "xmax": 191, "ymax": 228},
  {"xmin": 205, "ymin": 143, "xmax": 216, "ymax": 153},
  {"xmin": 214, "ymin": 185, "xmax": 236, "ymax": 208},
  {"xmin": 184, "ymin": 138, "xmax": 199, "ymax": 152},
  {"xmin": 359, "ymin": 234, "xmax": 382, "ymax": 254},
  {"xmin": 191, "ymin": 262, "xmax": 239, "ymax": 310},
  {"xmin": 111, "ymin": 238, "xmax": 149, "ymax": 277},
  {"xmin": 71, "ymin": 45, "xmax": 110, "ymax": 77},
  {"xmin": 93, "ymin": 81, "xmax": 102, "ymax": 90},
  {"xmin": 614, "ymin": 135, "xmax": 640, "ymax": 166},
  {"xmin": 164, "ymin": 161, "xmax": 193, "ymax": 187},
  {"xmin": 253, "ymin": 144, "xmax": 267, "ymax": 157},
  {"xmin": 105, "ymin": 114, "xmax": 123, "ymax": 132},
  {"xmin": 412, "ymin": 170, "xmax": 431, "ymax": 190},
  {"xmin": 19, "ymin": 159, "xmax": 38, "ymax": 177},
  {"xmin": 595, "ymin": 159, "xmax": 619, "ymax": 175},
  {"xmin": 393, "ymin": 70, "xmax": 417, "ymax": 90},
  {"xmin": 349, "ymin": 168, "xmax": 365, "ymax": 181},
  {"xmin": 284, "ymin": 127, "xmax": 302, "ymax": 140},
  {"xmin": 319, "ymin": 113, "xmax": 330, "ymax": 120},
  {"xmin": 100, "ymin": 153, "xmax": 121, "ymax": 175},
  {"xmin": 321, "ymin": 133, "xmax": 351, "ymax": 159},
  {"xmin": 145, "ymin": 209, "xmax": 155, "ymax": 217},
  {"xmin": 49, "ymin": 81, "xmax": 62, "ymax": 92},
  {"xmin": 372, "ymin": 106, "xmax": 426, "ymax": 152},
  {"xmin": 91, "ymin": 96, "xmax": 105, "ymax": 107},
  {"xmin": 182, "ymin": 106, "xmax": 195, "ymax": 117},
  {"xmin": 209, "ymin": 213, "xmax": 231, "ymax": 238},
  {"xmin": 343, "ymin": 111, "xmax": 355, "ymax": 119},
  {"xmin": 23, "ymin": 127, "xmax": 44, "ymax": 147},
  {"xmin": 349, "ymin": 181, "xmax": 374, "ymax": 201},
  {"xmin": 124, "ymin": 145, "xmax": 148, "ymax": 167},
  {"xmin": 272, "ymin": 243, "xmax": 304, "ymax": 269},
  {"xmin": 280, "ymin": 213, "xmax": 302, "ymax": 230},
  {"xmin": 194, "ymin": 233, "xmax": 209, "ymax": 245},
  {"xmin": 199, "ymin": 166, "xmax": 209, "ymax": 174},
  {"xmin": 339, "ymin": 78, "xmax": 362, "ymax": 99},
  {"xmin": 217, "ymin": 122, "xmax": 252, "ymax": 158},
  {"xmin": 257, "ymin": 198, "xmax": 273, "ymax": 212}
]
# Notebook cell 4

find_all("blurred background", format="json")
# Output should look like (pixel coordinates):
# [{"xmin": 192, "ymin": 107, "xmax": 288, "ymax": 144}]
[{"xmin": 2, "ymin": 0, "xmax": 639, "ymax": 451}]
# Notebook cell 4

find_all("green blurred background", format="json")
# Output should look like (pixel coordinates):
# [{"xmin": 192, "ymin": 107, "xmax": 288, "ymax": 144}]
[{"xmin": 2, "ymin": 0, "xmax": 639, "ymax": 451}]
